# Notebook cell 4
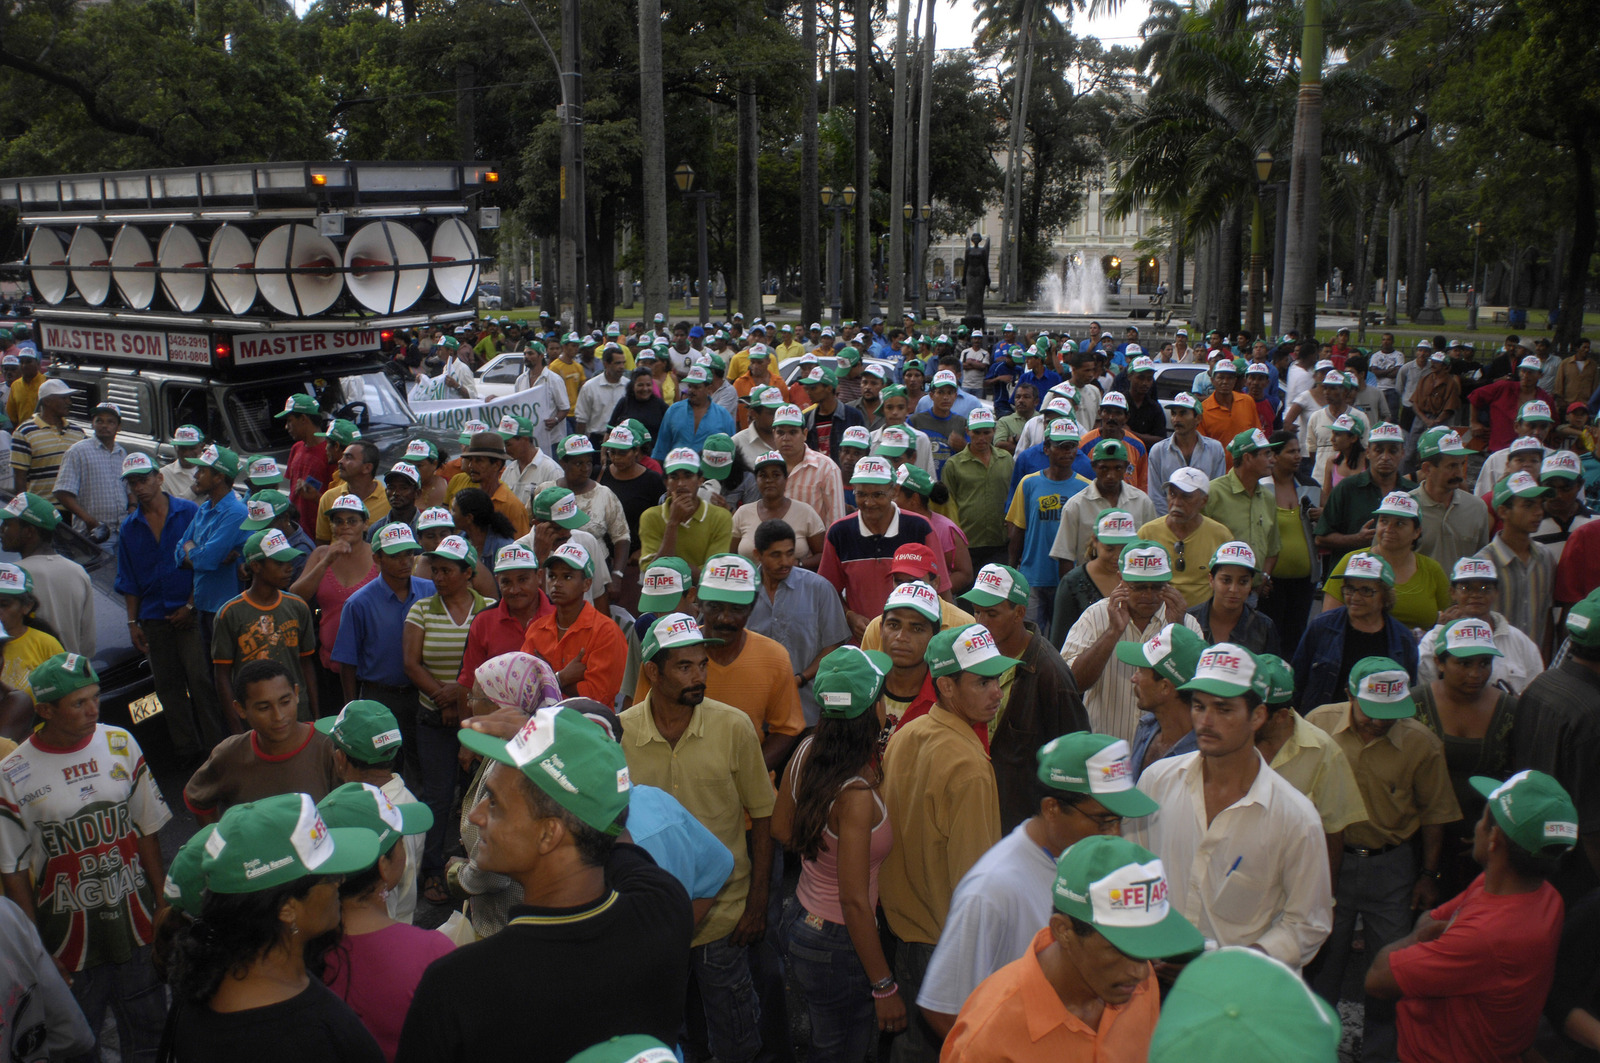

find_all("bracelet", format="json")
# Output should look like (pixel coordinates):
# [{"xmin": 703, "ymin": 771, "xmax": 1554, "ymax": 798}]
[
  {"xmin": 871, "ymin": 982, "xmax": 899, "ymax": 1000},
  {"xmin": 1420, "ymin": 868, "xmax": 1442, "ymax": 880},
  {"xmin": 870, "ymin": 974, "xmax": 895, "ymax": 991}
]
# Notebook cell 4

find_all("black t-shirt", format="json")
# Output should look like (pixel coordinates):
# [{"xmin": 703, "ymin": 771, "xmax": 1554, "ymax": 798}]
[
  {"xmin": 1511, "ymin": 660, "xmax": 1600, "ymax": 902},
  {"xmin": 394, "ymin": 843, "xmax": 692, "ymax": 1063},
  {"xmin": 1337, "ymin": 621, "xmax": 1391, "ymax": 705},
  {"xmin": 602, "ymin": 468, "xmax": 668, "ymax": 543},
  {"xmin": 171, "ymin": 978, "xmax": 383, "ymax": 1063}
]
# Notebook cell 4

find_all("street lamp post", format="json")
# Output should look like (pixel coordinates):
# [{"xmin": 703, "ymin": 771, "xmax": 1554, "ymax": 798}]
[
  {"xmin": 1248, "ymin": 148, "xmax": 1273, "ymax": 337},
  {"xmin": 675, "ymin": 163, "xmax": 717, "ymax": 325},
  {"xmin": 1468, "ymin": 221, "xmax": 1482, "ymax": 331},
  {"xmin": 822, "ymin": 185, "xmax": 856, "ymax": 327}
]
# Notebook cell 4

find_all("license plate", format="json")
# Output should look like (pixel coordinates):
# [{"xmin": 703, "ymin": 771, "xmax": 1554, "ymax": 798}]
[{"xmin": 128, "ymin": 693, "xmax": 165, "ymax": 724}]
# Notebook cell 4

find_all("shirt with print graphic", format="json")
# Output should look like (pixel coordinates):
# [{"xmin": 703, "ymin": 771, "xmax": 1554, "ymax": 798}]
[{"xmin": 0, "ymin": 726, "xmax": 172, "ymax": 971}]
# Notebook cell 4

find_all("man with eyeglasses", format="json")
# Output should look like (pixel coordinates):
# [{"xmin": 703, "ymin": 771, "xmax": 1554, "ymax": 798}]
[
  {"xmin": 917, "ymin": 733, "xmax": 1158, "ymax": 1040},
  {"xmin": 1137, "ymin": 468, "xmax": 1233, "ymax": 608}
]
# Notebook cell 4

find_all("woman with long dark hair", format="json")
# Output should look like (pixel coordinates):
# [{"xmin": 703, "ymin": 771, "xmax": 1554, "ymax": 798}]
[
  {"xmin": 164, "ymin": 793, "xmax": 383, "ymax": 1063},
  {"xmin": 450, "ymin": 487, "xmax": 515, "ymax": 597},
  {"xmin": 772, "ymin": 647, "xmax": 904, "ymax": 1063},
  {"xmin": 316, "ymin": 783, "xmax": 450, "ymax": 1061},
  {"xmin": 608, "ymin": 368, "xmax": 670, "ymax": 441}
]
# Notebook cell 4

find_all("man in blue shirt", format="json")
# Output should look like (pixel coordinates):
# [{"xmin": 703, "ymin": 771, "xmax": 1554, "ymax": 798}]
[
  {"xmin": 117, "ymin": 452, "xmax": 222, "ymax": 763},
  {"xmin": 747, "ymin": 516, "xmax": 852, "ymax": 726},
  {"xmin": 652, "ymin": 365, "xmax": 735, "ymax": 460},
  {"xmin": 332, "ymin": 522, "xmax": 435, "ymax": 783},
  {"xmin": 1006, "ymin": 420, "xmax": 1091, "ymax": 630},
  {"xmin": 174, "ymin": 444, "xmax": 249, "ymax": 665}
]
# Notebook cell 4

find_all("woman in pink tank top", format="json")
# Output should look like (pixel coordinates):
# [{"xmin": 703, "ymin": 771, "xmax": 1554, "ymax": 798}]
[
  {"xmin": 772, "ymin": 647, "xmax": 903, "ymax": 1063},
  {"xmin": 290, "ymin": 496, "xmax": 379, "ymax": 676}
]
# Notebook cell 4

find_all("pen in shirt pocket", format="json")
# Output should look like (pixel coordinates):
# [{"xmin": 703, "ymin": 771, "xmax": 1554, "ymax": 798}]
[{"xmin": 1226, "ymin": 856, "xmax": 1242, "ymax": 877}]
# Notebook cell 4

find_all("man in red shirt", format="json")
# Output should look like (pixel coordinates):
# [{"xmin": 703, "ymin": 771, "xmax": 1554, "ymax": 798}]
[
  {"xmin": 458, "ymin": 541, "xmax": 553, "ymax": 687},
  {"xmin": 1469, "ymin": 355, "xmax": 1555, "ymax": 453},
  {"xmin": 276, "ymin": 393, "xmax": 332, "ymax": 532},
  {"xmin": 520, "ymin": 541, "xmax": 627, "ymax": 707},
  {"xmin": 1366, "ymin": 769, "xmax": 1577, "ymax": 1063}
]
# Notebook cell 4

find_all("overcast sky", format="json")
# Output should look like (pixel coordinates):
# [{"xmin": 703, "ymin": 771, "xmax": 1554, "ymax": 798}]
[{"xmin": 931, "ymin": 0, "xmax": 1152, "ymax": 53}]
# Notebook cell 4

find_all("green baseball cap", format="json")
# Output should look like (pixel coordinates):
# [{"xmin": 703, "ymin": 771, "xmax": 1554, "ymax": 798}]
[
  {"xmin": 533, "ymin": 486, "xmax": 590, "ymax": 530},
  {"xmin": 498, "ymin": 414, "xmax": 536, "ymax": 440},
  {"xmin": 882, "ymin": 580, "xmax": 943, "ymax": 626},
  {"xmin": 850, "ymin": 456, "xmax": 896, "ymax": 486},
  {"xmin": 1050, "ymin": 836, "xmax": 1204, "ymax": 960},
  {"xmin": 244, "ymin": 528, "xmax": 306, "ymax": 564},
  {"xmin": 163, "ymin": 824, "xmax": 216, "ymax": 917},
  {"xmin": 875, "ymin": 426, "xmax": 913, "ymax": 457},
  {"xmin": 169, "ymin": 424, "xmax": 208, "ymax": 447},
  {"xmin": 1492, "ymin": 470, "xmax": 1552, "ymax": 507},
  {"xmin": 966, "ymin": 407, "xmax": 997, "ymax": 431},
  {"xmin": 926, "ymin": 623, "xmax": 1021, "ymax": 679},
  {"xmin": 698, "ymin": 553, "xmax": 757, "ymax": 605},
  {"xmin": 1036, "ymin": 733, "xmax": 1160, "ymax": 817},
  {"xmin": 1119, "ymin": 540, "xmax": 1174, "ymax": 583},
  {"xmin": 2, "ymin": 492, "xmax": 61, "ymax": 531},
  {"xmin": 1149, "ymin": 947, "xmax": 1341, "ymax": 1063},
  {"xmin": 1518, "ymin": 400, "xmax": 1554, "ymax": 424},
  {"xmin": 1433, "ymin": 617, "xmax": 1504, "ymax": 660},
  {"xmin": 1179, "ymin": 642, "xmax": 1266, "ymax": 699},
  {"xmin": 701, "ymin": 434, "xmax": 737, "ymax": 481},
  {"xmin": 603, "ymin": 425, "xmax": 643, "ymax": 450},
  {"xmin": 1046, "ymin": 419, "xmax": 1082, "ymax": 445},
  {"xmin": 29, "ymin": 652, "xmax": 98, "ymax": 701},
  {"xmin": 1347, "ymin": 656, "xmax": 1416, "ymax": 719},
  {"xmin": 1417, "ymin": 426, "xmax": 1472, "ymax": 461},
  {"xmin": 315, "ymin": 419, "xmax": 362, "ymax": 447},
  {"xmin": 245, "ymin": 455, "xmax": 285, "ymax": 486},
  {"xmin": 556, "ymin": 434, "xmax": 597, "ymax": 461},
  {"xmin": 1565, "ymin": 589, "xmax": 1600, "ymax": 648},
  {"xmin": 835, "ymin": 345, "xmax": 862, "ymax": 366},
  {"xmin": 663, "ymin": 447, "xmax": 702, "ymax": 476},
  {"xmin": 455, "ymin": 419, "xmax": 491, "ymax": 446},
  {"xmin": 120, "ymin": 452, "xmax": 157, "ymax": 479},
  {"xmin": 415, "ymin": 506, "xmax": 455, "ymax": 531},
  {"xmin": 1255, "ymin": 653, "xmax": 1296, "ymax": 706},
  {"xmin": 802, "ymin": 365, "xmax": 839, "ymax": 389},
  {"xmin": 494, "ymin": 542, "xmax": 541, "ymax": 572},
  {"xmin": 1115, "ymin": 622, "xmax": 1206, "ymax": 687},
  {"xmin": 241, "ymin": 490, "xmax": 293, "ymax": 531},
  {"xmin": 772, "ymin": 404, "xmax": 805, "ymax": 429},
  {"xmin": 961, "ymin": 563, "xmax": 1030, "ymax": 609},
  {"xmin": 639, "ymin": 558, "xmax": 693, "ymax": 612},
  {"xmin": 1095, "ymin": 508, "xmax": 1139, "ymax": 546},
  {"xmin": 404, "ymin": 438, "xmax": 440, "ymax": 464},
  {"xmin": 566, "ymin": 1036, "xmax": 678, "ymax": 1063},
  {"xmin": 1341, "ymin": 551, "xmax": 1395, "ymax": 586},
  {"xmin": 544, "ymin": 541, "xmax": 596, "ymax": 579},
  {"xmin": 202, "ymin": 792, "xmax": 381, "ymax": 894},
  {"xmin": 1089, "ymin": 438, "xmax": 1130, "ymax": 464},
  {"xmin": 275, "ymin": 394, "xmax": 319, "ymax": 419},
  {"xmin": 1227, "ymin": 428, "xmax": 1274, "ymax": 458},
  {"xmin": 317, "ymin": 781, "xmax": 433, "ymax": 855},
  {"xmin": 427, "ymin": 534, "xmax": 480, "ymax": 569},
  {"xmin": 374, "ymin": 522, "xmax": 422, "ymax": 555},
  {"xmin": 190, "ymin": 443, "xmax": 242, "ymax": 479},
  {"xmin": 459, "ymin": 706, "xmax": 632, "ymax": 834},
  {"xmin": 641, "ymin": 611, "xmax": 721, "ymax": 663},
  {"xmin": 0, "ymin": 563, "xmax": 32, "ymax": 596},
  {"xmin": 813, "ymin": 646, "xmax": 892, "ymax": 720},
  {"xmin": 1470, "ymin": 770, "xmax": 1579, "ymax": 856},
  {"xmin": 316, "ymin": 699, "xmax": 406, "ymax": 763},
  {"xmin": 894, "ymin": 463, "xmax": 933, "ymax": 496}
]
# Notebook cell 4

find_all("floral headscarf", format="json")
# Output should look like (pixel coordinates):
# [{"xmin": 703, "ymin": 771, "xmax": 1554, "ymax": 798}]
[{"xmin": 474, "ymin": 651, "xmax": 562, "ymax": 714}]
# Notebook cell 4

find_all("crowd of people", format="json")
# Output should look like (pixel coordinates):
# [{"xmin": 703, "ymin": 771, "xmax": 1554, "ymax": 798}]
[{"xmin": 1, "ymin": 313, "xmax": 1600, "ymax": 1063}]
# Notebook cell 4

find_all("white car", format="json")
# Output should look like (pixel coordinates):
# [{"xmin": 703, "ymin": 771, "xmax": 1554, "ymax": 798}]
[{"xmin": 475, "ymin": 352, "xmax": 529, "ymax": 400}]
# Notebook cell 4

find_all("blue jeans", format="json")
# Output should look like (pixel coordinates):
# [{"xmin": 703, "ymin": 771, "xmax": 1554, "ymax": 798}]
[
  {"xmin": 780, "ymin": 901, "xmax": 875, "ymax": 1063},
  {"xmin": 888, "ymin": 938, "xmax": 939, "ymax": 1063},
  {"xmin": 1312, "ymin": 843, "xmax": 1416, "ymax": 1063},
  {"xmin": 414, "ymin": 719, "xmax": 460, "ymax": 877},
  {"xmin": 1027, "ymin": 585, "xmax": 1058, "ymax": 644},
  {"xmin": 690, "ymin": 935, "xmax": 762, "ymax": 1063},
  {"xmin": 70, "ymin": 946, "xmax": 167, "ymax": 1063}
]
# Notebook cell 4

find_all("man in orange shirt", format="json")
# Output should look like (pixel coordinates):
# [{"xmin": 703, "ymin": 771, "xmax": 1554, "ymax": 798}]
[
  {"xmin": 520, "ymin": 541, "xmax": 627, "ymax": 707},
  {"xmin": 1198, "ymin": 359, "xmax": 1261, "ymax": 467},
  {"xmin": 943, "ymin": 835, "xmax": 1203, "ymax": 1063},
  {"xmin": 633, "ymin": 552, "xmax": 805, "ymax": 772},
  {"xmin": 732, "ymin": 345, "xmax": 779, "ymax": 430}
]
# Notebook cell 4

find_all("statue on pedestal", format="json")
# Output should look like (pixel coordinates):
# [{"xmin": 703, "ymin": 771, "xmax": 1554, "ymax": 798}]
[{"xmin": 963, "ymin": 234, "xmax": 990, "ymax": 322}]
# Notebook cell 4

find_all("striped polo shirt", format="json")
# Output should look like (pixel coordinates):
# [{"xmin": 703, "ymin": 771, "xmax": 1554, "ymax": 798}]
[
  {"xmin": 12, "ymin": 415, "xmax": 86, "ymax": 495},
  {"xmin": 405, "ymin": 589, "xmax": 494, "ymax": 714}
]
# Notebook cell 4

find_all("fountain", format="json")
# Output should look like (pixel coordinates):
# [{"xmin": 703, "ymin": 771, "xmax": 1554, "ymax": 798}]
[{"xmin": 1035, "ymin": 255, "xmax": 1106, "ymax": 316}]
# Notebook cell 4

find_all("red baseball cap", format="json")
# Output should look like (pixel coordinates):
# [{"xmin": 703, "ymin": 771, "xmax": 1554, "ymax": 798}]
[
  {"xmin": 889, "ymin": 544, "xmax": 938, "ymax": 579},
  {"xmin": 1568, "ymin": 401, "xmax": 1589, "ymax": 415}
]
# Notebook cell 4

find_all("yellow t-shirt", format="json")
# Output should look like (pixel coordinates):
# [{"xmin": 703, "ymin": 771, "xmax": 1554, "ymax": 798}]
[
  {"xmin": 5, "ymin": 374, "xmax": 42, "ymax": 427},
  {"xmin": 2, "ymin": 626, "xmax": 67, "ymax": 701},
  {"xmin": 549, "ymin": 357, "xmax": 587, "ymax": 408},
  {"xmin": 1136, "ymin": 515, "xmax": 1235, "ymax": 607},
  {"xmin": 316, "ymin": 481, "xmax": 390, "ymax": 542}
]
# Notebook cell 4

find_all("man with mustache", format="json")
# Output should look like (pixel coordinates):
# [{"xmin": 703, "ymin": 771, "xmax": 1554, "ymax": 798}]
[{"xmin": 1408, "ymin": 428, "xmax": 1493, "ymax": 575}]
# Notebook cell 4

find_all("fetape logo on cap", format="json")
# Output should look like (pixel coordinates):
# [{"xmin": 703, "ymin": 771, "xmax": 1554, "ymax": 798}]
[
  {"xmin": 122, "ymin": 453, "xmax": 155, "ymax": 476},
  {"xmin": 1195, "ymin": 645, "xmax": 1254, "ymax": 684},
  {"xmin": 1357, "ymin": 669, "xmax": 1412, "ymax": 703},
  {"xmin": 657, "ymin": 613, "xmax": 704, "ymax": 648},
  {"xmin": 199, "ymin": 444, "xmax": 221, "ymax": 465},
  {"xmin": 461, "ymin": 419, "xmax": 490, "ymax": 435},
  {"xmin": 1214, "ymin": 541, "xmax": 1255, "ymax": 568},
  {"xmin": 1086, "ymin": 741, "xmax": 1137, "ymax": 795},
  {"xmin": 546, "ymin": 490, "xmax": 581, "ymax": 524},
  {"xmin": 330, "ymin": 493, "xmax": 364, "ymax": 512},
  {"xmin": 1509, "ymin": 435, "xmax": 1545, "ymax": 454},
  {"xmin": 1444, "ymin": 618, "xmax": 1496, "ymax": 652},
  {"xmin": 1452, "ymin": 557, "xmax": 1497, "ymax": 582},
  {"xmin": 173, "ymin": 425, "xmax": 204, "ymax": 444},
  {"xmin": 563, "ymin": 434, "xmax": 596, "ymax": 455},
  {"xmin": 1370, "ymin": 422, "xmax": 1405, "ymax": 444},
  {"xmin": 1506, "ymin": 470, "xmax": 1541, "ymax": 494},
  {"xmin": 1098, "ymin": 511, "xmax": 1137, "ymax": 539},
  {"xmin": 703, "ymin": 555, "xmax": 755, "ymax": 591},
  {"xmin": 1065, "ymin": 859, "xmax": 1173, "ymax": 928},
  {"xmin": 1438, "ymin": 430, "xmax": 1466, "ymax": 451},
  {"xmin": 1521, "ymin": 400, "xmax": 1553, "ymax": 420},
  {"xmin": 642, "ymin": 565, "xmax": 685, "ymax": 596},
  {"xmin": 703, "ymin": 446, "xmax": 734, "ymax": 468},
  {"xmin": 607, "ymin": 426, "xmax": 637, "ymax": 447},
  {"xmin": 497, "ymin": 543, "xmax": 537, "ymax": 569},
  {"xmin": 972, "ymin": 565, "xmax": 1014, "ymax": 600},
  {"xmin": 881, "ymin": 426, "xmax": 911, "ymax": 448},
  {"xmin": 368, "ymin": 782, "xmax": 406, "ymax": 833},
  {"xmin": 0, "ymin": 565, "xmax": 25, "ymax": 592},
  {"xmin": 1345, "ymin": 554, "xmax": 1386, "ymax": 581},
  {"xmin": 379, "ymin": 523, "xmax": 418, "ymax": 550},
  {"xmin": 1332, "ymin": 414, "xmax": 1358, "ymax": 433},
  {"xmin": 553, "ymin": 541, "xmax": 590, "ymax": 568},
  {"xmin": 1122, "ymin": 547, "xmax": 1170, "ymax": 575},
  {"xmin": 1379, "ymin": 491, "xmax": 1419, "ymax": 518},
  {"xmin": 954, "ymin": 625, "xmax": 1002, "ymax": 668},
  {"xmin": 853, "ymin": 456, "xmax": 893, "ymax": 481},
  {"xmin": 885, "ymin": 580, "xmax": 940, "ymax": 617},
  {"xmin": 405, "ymin": 439, "xmax": 434, "ymax": 460},
  {"xmin": 291, "ymin": 794, "xmax": 336, "ymax": 874},
  {"xmin": 498, "ymin": 415, "xmax": 521, "ymax": 436},
  {"xmin": 246, "ymin": 499, "xmax": 275, "ymax": 523},
  {"xmin": 248, "ymin": 457, "xmax": 280, "ymax": 479},
  {"xmin": 932, "ymin": 370, "xmax": 960, "ymax": 388},
  {"xmin": 259, "ymin": 529, "xmax": 292, "ymax": 553},
  {"xmin": 1544, "ymin": 450, "xmax": 1581, "ymax": 476},
  {"xmin": 1100, "ymin": 391, "xmax": 1129, "ymax": 409},
  {"xmin": 1248, "ymin": 429, "xmax": 1269, "ymax": 449}
]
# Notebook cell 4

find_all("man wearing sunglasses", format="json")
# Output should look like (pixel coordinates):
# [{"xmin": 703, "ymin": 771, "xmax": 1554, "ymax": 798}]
[{"xmin": 1138, "ymin": 467, "xmax": 1232, "ymax": 608}]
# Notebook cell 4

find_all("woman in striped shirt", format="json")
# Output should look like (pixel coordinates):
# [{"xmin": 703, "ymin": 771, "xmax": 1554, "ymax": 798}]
[{"xmin": 402, "ymin": 533, "xmax": 494, "ymax": 904}]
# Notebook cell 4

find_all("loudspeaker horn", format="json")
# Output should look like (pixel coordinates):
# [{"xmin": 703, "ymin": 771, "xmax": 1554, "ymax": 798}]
[
  {"xmin": 345, "ymin": 221, "xmax": 428, "ymax": 314},
  {"xmin": 68, "ymin": 227, "xmax": 112, "ymax": 306},
  {"xmin": 430, "ymin": 217, "xmax": 480, "ymax": 305},
  {"xmin": 157, "ymin": 224, "xmax": 206, "ymax": 313},
  {"xmin": 111, "ymin": 226, "xmax": 157, "ymax": 310},
  {"xmin": 256, "ymin": 223, "xmax": 342, "ymax": 317},
  {"xmin": 26, "ymin": 229, "xmax": 70, "ymax": 305},
  {"xmin": 208, "ymin": 223, "xmax": 258, "ymax": 315}
]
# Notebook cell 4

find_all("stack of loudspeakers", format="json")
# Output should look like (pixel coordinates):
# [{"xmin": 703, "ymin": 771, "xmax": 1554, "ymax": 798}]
[{"xmin": 25, "ymin": 216, "xmax": 482, "ymax": 318}]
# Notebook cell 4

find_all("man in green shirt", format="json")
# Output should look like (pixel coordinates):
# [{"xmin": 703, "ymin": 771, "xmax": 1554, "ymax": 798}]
[
  {"xmin": 1316, "ymin": 421, "xmax": 1417, "ymax": 555},
  {"xmin": 995, "ymin": 380, "xmax": 1038, "ymax": 453},
  {"xmin": 1203, "ymin": 429, "xmax": 1281, "ymax": 597},
  {"xmin": 638, "ymin": 447, "xmax": 734, "ymax": 575},
  {"xmin": 941, "ymin": 407, "xmax": 1016, "ymax": 570}
]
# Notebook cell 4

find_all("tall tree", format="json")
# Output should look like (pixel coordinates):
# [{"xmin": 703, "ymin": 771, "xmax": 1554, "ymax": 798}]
[{"xmin": 638, "ymin": 0, "xmax": 668, "ymax": 323}]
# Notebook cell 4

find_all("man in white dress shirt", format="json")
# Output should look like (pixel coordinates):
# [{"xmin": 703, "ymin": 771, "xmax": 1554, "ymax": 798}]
[{"xmin": 1135, "ymin": 642, "xmax": 1332, "ymax": 973}]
